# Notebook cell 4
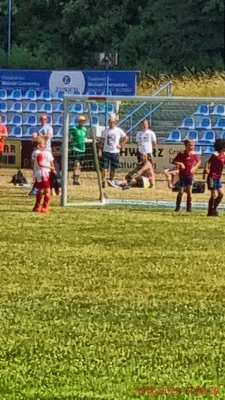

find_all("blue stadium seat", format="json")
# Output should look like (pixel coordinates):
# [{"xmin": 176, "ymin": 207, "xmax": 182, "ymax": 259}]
[
  {"xmin": 84, "ymin": 119, "xmax": 90, "ymax": 127},
  {"xmin": 213, "ymin": 118, "xmax": 225, "ymax": 129},
  {"xmin": 69, "ymin": 103, "xmax": 83, "ymax": 113},
  {"xmin": 8, "ymin": 114, "xmax": 22, "ymax": 126},
  {"xmin": 194, "ymin": 104, "xmax": 209, "ymax": 116},
  {"xmin": 46, "ymin": 115, "xmax": 53, "ymax": 125},
  {"xmin": 38, "ymin": 90, "xmax": 51, "ymax": 101},
  {"xmin": 90, "ymin": 102, "xmax": 98, "ymax": 114},
  {"xmin": 164, "ymin": 130, "xmax": 181, "ymax": 142},
  {"xmin": 53, "ymin": 91, "xmax": 65, "ymax": 101},
  {"xmin": 55, "ymin": 128, "xmax": 63, "ymax": 138},
  {"xmin": 54, "ymin": 103, "xmax": 63, "ymax": 113},
  {"xmin": 39, "ymin": 102, "xmax": 53, "ymax": 113},
  {"xmin": 199, "ymin": 130, "xmax": 215, "ymax": 144},
  {"xmin": 9, "ymin": 102, "xmax": 22, "ymax": 113},
  {"xmin": 0, "ymin": 102, "xmax": 7, "ymax": 113},
  {"xmin": 87, "ymin": 90, "xmax": 97, "ymax": 95},
  {"xmin": 70, "ymin": 117, "xmax": 78, "ymax": 126},
  {"xmin": 23, "ymin": 115, "xmax": 37, "ymax": 126},
  {"xmin": 1, "ymin": 115, "xmax": 7, "ymax": 124},
  {"xmin": 100, "ymin": 103, "xmax": 114, "ymax": 114},
  {"xmin": 184, "ymin": 130, "xmax": 198, "ymax": 142},
  {"xmin": 24, "ymin": 102, "xmax": 38, "ymax": 113},
  {"xmin": 194, "ymin": 145, "xmax": 202, "ymax": 155},
  {"xmin": 55, "ymin": 116, "xmax": 63, "ymax": 126},
  {"xmin": 23, "ymin": 90, "xmax": 37, "ymax": 101},
  {"xmin": 203, "ymin": 146, "xmax": 215, "ymax": 154},
  {"xmin": 91, "ymin": 116, "xmax": 99, "ymax": 126},
  {"xmin": 178, "ymin": 117, "xmax": 195, "ymax": 129},
  {"xmin": 9, "ymin": 126, "xmax": 22, "ymax": 137},
  {"xmin": 8, "ymin": 90, "xmax": 22, "ymax": 100},
  {"xmin": 219, "ymin": 131, "xmax": 225, "ymax": 140},
  {"xmin": 23, "ymin": 127, "xmax": 37, "ymax": 137},
  {"xmin": 211, "ymin": 104, "xmax": 225, "ymax": 116},
  {"xmin": 0, "ymin": 89, "xmax": 7, "ymax": 100},
  {"xmin": 196, "ymin": 117, "xmax": 211, "ymax": 130}
]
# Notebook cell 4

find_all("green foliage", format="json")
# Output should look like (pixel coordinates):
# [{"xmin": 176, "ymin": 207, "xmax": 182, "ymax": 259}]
[
  {"xmin": 0, "ymin": 0, "xmax": 224, "ymax": 72},
  {"xmin": 0, "ymin": 188, "xmax": 225, "ymax": 398}
]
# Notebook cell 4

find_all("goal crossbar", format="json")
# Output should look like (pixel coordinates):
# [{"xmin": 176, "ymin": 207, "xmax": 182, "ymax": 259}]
[{"xmin": 64, "ymin": 94, "xmax": 225, "ymax": 103}]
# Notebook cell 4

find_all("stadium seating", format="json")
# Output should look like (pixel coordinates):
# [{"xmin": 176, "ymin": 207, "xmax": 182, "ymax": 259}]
[
  {"xmin": 184, "ymin": 130, "xmax": 198, "ymax": 141},
  {"xmin": 90, "ymin": 102, "xmax": 98, "ymax": 114},
  {"xmin": 55, "ymin": 128, "xmax": 63, "ymax": 138},
  {"xmin": 194, "ymin": 146, "xmax": 202, "ymax": 155},
  {"xmin": 211, "ymin": 104, "xmax": 225, "ymax": 116},
  {"xmin": 8, "ymin": 115, "xmax": 22, "ymax": 126},
  {"xmin": 219, "ymin": 131, "xmax": 225, "ymax": 140},
  {"xmin": 38, "ymin": 90, "xmax": 51, "ymax": 101},
  {"xmin": 54, "ymin": 103, "xmax": 63, "ymax": 113},
  {"xmin": 0, "ymin": 89, "xmax": 7, "ymax": 100},
  {"xmin": 164, "ymin": 130, "xmax": 181, "ymax": 142},
  {"xmin": 23, "ymin": 127, "xmax": 37, "ymax": 137},
  {"xmin": 46, "ymin": 115, "xmax": 53, "ymax": 125},
  {"xmin": 8, "ymin": 90, "xmax": 22, "ymax": 100},
  {"xmin": 55, "ymin": 116, "xmax": 63, "ymax": 126},
  {"xmin": 203, "ymin": 146, "xmax": 214, "ymax": 154},
  {"xmin": 23, "ymin": 90, "xmax": 37, "ymax": 101},
  {"xmin": 0, "ymin": 102, "xmax": 7, "ymax": 113},
  {"xmin": 9, "ymin": 126, "xmax": 22, "ymax": 137},
  {"xmin": 196, "ymin": 117, "xmax": 211, "ymax": 130},
  {"xmin": 23, "ymin": 115, "xmax": 37, "ymax": 126},
  {"xmin": 69, "ymin": 103, "xmax": 83, "ymax": 113},
  {"xmin": 100, "ymin": 103, "xmax": 114, "ymax": 114},
  {"xmin": 24, "ymin": 102, "xmax": 38, "ymax": 113},
  {"xmin": 213, "ymin": 118, "xmax": 225, "ymax": 129},
  {"xmin": 39, "ymin": 102, "xmax": 53, "ymax": 113},
  {"xmin": 199, "ymin": 130, "xmax": 215, "ymax": 144},
  {"xmin": 194, "ymin": 104, "xmax": 209, "ymax": 116},
  {"xmin": 179, "ymin": 117, "xmax": 195, "ymax": 129},
  {"xmin": 1, "ymin": 115, "xmax": 7, "ymax": 124},
  {"xmin": 53, "ymin": 91, "xmax": 65, "ymax": 101},
  {"xmin": 9, "ymin": 102, "xmax": 22, "ymax": 113}
]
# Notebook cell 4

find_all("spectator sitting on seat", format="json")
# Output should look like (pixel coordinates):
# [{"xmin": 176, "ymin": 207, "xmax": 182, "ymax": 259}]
[
  {"xmin": 108, "ymin": 153, "xmax": 154, "ymax": 189},
  {"xmin": 10, "ymin": 170, "xmax": 27, "ymax": 186}
]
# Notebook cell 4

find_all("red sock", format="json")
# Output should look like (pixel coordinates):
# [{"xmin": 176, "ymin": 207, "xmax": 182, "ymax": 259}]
[
  {"xmin": 35, "ymin": 193, "xmax": 42, "ymax": 208},
  {"xmin": 42, "ymin": 194, "xmax": 50, "ymax": 209}
]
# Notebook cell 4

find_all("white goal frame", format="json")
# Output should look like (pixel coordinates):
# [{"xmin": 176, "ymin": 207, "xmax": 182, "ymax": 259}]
[{"xmin": 61, "ymin": 94, "xmax": 225, "ymax": 208}]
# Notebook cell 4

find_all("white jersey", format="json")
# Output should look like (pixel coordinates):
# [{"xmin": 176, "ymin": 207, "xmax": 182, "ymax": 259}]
[
  {"xmin": 32, "ymin": 149, "xmax": 53, "ymax": 182},
  {"xmin": 136, "ymin": 129, "xmax": 156, "ymax": 155},
  {"xmin": 102, "ymin": 127, "xmax": 126, "ymax": 154},
  {"xmin": 38, "ymin": 124, "xmax": 53, "ymax": 151}
]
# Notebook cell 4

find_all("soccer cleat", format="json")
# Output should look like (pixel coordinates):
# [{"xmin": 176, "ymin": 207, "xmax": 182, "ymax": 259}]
[
  {"xmin": 73, "ymin": 181, "xmax": 80, "ymax": 186},
  {"xmin": 186, "ymin": 208, "xmax": 192, "ymax": 213},
  {"xmin": 174, "ymin": 206, "xmax": 180, "ymax": 212},
  {"xmin": 41, "ymin": 207, "xmax": 50, "ymax": 214},
  {"xmin": 32, "ymin": 206, "xmax": 41, "ymax": 212}
]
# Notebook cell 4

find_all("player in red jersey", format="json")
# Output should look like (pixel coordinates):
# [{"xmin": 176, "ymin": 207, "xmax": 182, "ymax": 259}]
[
  {"xmin": 172, "ymin": 139, "xmax": 201, "ymax": 212},
  {"xmin": 31, "ymin": 136, "xmax": 55, "ymax": 213},
  {"xmin": 203, "ymin": 139, "xmax": 225, "ymax": 216}
]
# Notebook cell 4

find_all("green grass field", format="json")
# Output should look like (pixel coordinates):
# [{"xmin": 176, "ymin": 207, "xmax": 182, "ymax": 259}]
[{"xmin": 1, "ymin": 183, "xmax": 225, "ymax": 400}]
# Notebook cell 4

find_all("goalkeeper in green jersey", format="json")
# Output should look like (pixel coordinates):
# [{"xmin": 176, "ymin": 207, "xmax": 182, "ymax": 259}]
[{"xmin": 69, "ymin": 115, "xmax": 87, "ymax": 185}]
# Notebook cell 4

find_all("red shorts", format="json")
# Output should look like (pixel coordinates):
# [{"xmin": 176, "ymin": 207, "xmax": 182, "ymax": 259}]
[{"xmin": 34, "ymin": 178, "xmax": 50, "ymax": 190}]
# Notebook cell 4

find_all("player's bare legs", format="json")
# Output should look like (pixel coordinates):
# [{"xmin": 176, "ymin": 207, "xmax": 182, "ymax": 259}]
[
  {"xmin": 214, "ymin": 188, "xmax": 223, "ymax": 216},
  {"xmin": 101, "ymin": 169, "xmax": 106, "ymax": 188},
  {"xmin": 175, "ymin": 187, "xmax": 184, "ymax": 211},
  {"xmin": 73, "ymin": 161, "xmax": 81, "ymax": 185},
  {"xmin": 186, "ymin": 185, "xmax": 192, "ymax": 212},
  {"xmin": 110, "ymin": 169, "xmax": 116, "ymax": 181}
]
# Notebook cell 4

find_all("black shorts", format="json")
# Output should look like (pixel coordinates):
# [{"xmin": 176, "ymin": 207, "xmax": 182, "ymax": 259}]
[
  {"xmin": 137, "ymin": 150, "xmax": 152, "ymax": 164},
  {"xmin": 100, "ymin": 152, "xmax": 120, "ymax": 170},
  {"xmin": 71, "ymin": 150, "xmax": 84, "ymax": 163}
]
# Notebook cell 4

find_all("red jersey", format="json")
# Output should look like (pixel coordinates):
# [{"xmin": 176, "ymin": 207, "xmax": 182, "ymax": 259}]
[
  {"xmin": 208, "ymin": 153, "xmax": 225, "ymax": 180},
  {"xmin": 0, "ymin": 124, "xmax": 8, "ymax": 152},
  {"xmin": 173, "ymin": 151, "xmax": 200, "ymax": 178}
]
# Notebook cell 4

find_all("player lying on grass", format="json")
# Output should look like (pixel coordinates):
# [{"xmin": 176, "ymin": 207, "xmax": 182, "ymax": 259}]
[
  {"xmin": 164, "ymin": 167, "xmax": 179, "ymax": 189},
  {"xmin": 107, "ymin": 152, "xmax": 154, "ymax": 189},
  {"xmin": 203, "ymin": 139, "xmax": 225, "ymax": 217},
  {"xmin": 172, "ymin": 139, "xmax": 201, "ymax": 212},
  {"xmin": 31, "ymin": 136, "xmax": 56, "ymax": 214}
]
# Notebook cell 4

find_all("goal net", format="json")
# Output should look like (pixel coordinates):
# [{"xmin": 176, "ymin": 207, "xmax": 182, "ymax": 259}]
[{"xmin": 61, "ymin": 94, "xmax": 225, "ymax": 208}]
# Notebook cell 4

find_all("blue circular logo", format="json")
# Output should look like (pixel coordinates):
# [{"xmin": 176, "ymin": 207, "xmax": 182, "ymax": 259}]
[{"xmin": 63, "ymin": 75, "xmax": 71, "ymax": 85}]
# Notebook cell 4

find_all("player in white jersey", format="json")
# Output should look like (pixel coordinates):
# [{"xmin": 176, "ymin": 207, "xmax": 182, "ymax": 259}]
[
  {"xmin": 38, "ymin": 115, "xmax": 53, "ymax": 152},
  {"xmin": 136, "ymin": 119, "xmax": 157, "ymax": 187},
  {"xmin": 31, "ymin": 136, "xmax": 55, "ymax": 213},
  {"xmin": 99, "ymin": 115, "xmax": 128, "ymax": 188}
]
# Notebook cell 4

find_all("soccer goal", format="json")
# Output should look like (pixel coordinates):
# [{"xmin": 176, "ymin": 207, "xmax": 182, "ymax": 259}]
[{"xmin": 61, "ymin": 94, "xmax": 225, "ymax": 208}]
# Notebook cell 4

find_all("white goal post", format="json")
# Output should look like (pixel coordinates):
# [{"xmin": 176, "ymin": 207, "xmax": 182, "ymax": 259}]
[{"xmin": 61, "ymin": 95, "xmax": 225, "ymax": 208}]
